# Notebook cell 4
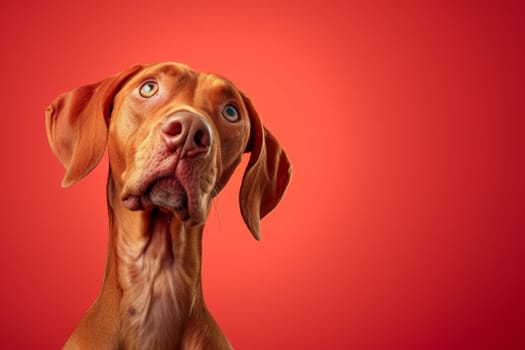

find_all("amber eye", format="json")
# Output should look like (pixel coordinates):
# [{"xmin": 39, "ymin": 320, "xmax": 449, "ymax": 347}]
[
  {"xmin": 139, "ymin": 81, "xmax": 159, "ymax": 98},
  {"xmin": 221, "ymin": 104, "xmax": 240, "ymax": 122}
]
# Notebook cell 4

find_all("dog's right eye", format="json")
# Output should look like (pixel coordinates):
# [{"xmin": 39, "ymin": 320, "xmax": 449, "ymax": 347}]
[{"xmin": 139, "ymin": 81, "xmax": 159, "ymax": 98}]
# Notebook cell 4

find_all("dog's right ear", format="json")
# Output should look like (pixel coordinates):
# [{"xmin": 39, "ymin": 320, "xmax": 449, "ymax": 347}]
[{"xmin": 45, "ymin": 65, "xmax": 142, "ymax": 188}]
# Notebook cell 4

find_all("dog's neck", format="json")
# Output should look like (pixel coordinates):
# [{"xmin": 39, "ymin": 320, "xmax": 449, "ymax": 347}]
[{"xmin": 104, "ymin": 178, "xmax": 212, "ymax": 349}]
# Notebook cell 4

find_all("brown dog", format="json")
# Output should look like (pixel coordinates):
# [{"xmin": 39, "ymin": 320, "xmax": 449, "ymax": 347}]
[{"xmin": 46, "ymin": 62, "xmax": 291, "ymax": 349}]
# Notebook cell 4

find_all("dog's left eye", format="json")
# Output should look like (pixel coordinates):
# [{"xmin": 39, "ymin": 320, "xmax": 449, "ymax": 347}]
[
  {"xmin": 139, "ymin": 81, "xmax": 159, "ymax": 98},
  {"xmin": 222, "ymin": 104, "xmax": 240, "ymax": 122}
]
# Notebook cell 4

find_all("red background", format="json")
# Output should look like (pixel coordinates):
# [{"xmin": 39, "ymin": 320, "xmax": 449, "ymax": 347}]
[{"xmin": 1, "ymin": 1, "xmax": 524, "ymax": 349}]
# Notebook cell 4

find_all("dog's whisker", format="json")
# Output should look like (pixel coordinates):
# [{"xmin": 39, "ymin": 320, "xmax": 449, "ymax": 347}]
[{"xmin": 211, "ymin": 196, "xmax": 223, "ymax": 234}]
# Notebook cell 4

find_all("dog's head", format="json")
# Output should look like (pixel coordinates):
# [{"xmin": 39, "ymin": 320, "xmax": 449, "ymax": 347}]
[{"xmin": 45, "ymin": 62, "xmax": 291, "ymax": 240}]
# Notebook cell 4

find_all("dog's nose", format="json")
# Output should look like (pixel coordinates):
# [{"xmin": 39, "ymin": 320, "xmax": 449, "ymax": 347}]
[{"xmin": 161, "ymin": 111, "xmax": 212, "ymax": 157}]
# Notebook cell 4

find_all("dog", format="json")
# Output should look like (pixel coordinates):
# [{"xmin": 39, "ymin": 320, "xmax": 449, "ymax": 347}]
[{"xmin": 46, "ymin": 62, "xmax": 291, "ymax": 349}]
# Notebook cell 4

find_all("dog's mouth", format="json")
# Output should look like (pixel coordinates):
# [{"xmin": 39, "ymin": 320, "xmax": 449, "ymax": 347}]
[
  {"xmin": 148, "ymin": 175, "xmax": 189, "ymax": 216},
  {"xmin": 122, "ymin": 173, "xmax": 190, "ymax": 219}
]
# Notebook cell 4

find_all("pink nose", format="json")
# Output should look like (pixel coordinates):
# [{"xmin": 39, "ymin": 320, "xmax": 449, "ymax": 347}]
[{"xmin": 161, "ymin": 111, "xmax": 212, "ymax": 157}]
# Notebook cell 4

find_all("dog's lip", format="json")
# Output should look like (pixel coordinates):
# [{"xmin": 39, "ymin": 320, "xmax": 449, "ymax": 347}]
[
  {"xmin": 121, "ymin": 172, "xmax": 180, "ymax": 210},
  {"xmin": 146, "ymin": 174, "xmax": 186, "ymax": 200},
  {"xmin": 121, "ymin": 151, "xmax": 181, "ymax": 210}
]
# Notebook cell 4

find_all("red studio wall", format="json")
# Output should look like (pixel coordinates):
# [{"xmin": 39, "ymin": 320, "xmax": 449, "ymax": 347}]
[{"xmin": 1, "ymin": 1, "xmax": 524, "ymax": 349}]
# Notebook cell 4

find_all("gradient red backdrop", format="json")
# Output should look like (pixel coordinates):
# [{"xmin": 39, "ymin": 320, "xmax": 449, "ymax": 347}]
[{"xmin": 1, "ymin": 1, "xmax": 524, "ymax": 349}]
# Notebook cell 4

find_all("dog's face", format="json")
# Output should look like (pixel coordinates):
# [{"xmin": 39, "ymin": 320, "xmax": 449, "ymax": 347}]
[
  {"xmin": 46, "ymin": 62, "xmax": 291, "ymax": 239},
  {"xmin": 108, "ymin": 63, "xmax": 251, "ymax": 226}
]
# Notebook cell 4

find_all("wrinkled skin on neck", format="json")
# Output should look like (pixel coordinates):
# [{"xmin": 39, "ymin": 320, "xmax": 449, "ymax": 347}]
[{"xmin": 107, "ymin": 178, "xmax": 228, "ymax": 349}]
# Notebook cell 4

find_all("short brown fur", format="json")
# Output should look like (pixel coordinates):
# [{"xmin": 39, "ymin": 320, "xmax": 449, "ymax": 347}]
[{"xmin": 46, "ymin": 62, "xmax": 291, "ymax": 349}]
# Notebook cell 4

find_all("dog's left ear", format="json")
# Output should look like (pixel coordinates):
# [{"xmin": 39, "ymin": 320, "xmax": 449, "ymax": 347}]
[
  {"xmin": 45, "ymin": 65, "xmax": 142, "ymax": 188},
  {"xmin": 239, "ymin": 95, "xmax": 292, "ymax": 240}
]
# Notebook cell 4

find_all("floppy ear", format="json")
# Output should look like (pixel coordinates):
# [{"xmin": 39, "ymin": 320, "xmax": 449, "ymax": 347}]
[
  {"xmin": 45, "ymin": 65, "xmax": 142, "ymax": 188},
  {"xmin": 239, "ymin": 95, "xmax": 292, "ymax": 240}
]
